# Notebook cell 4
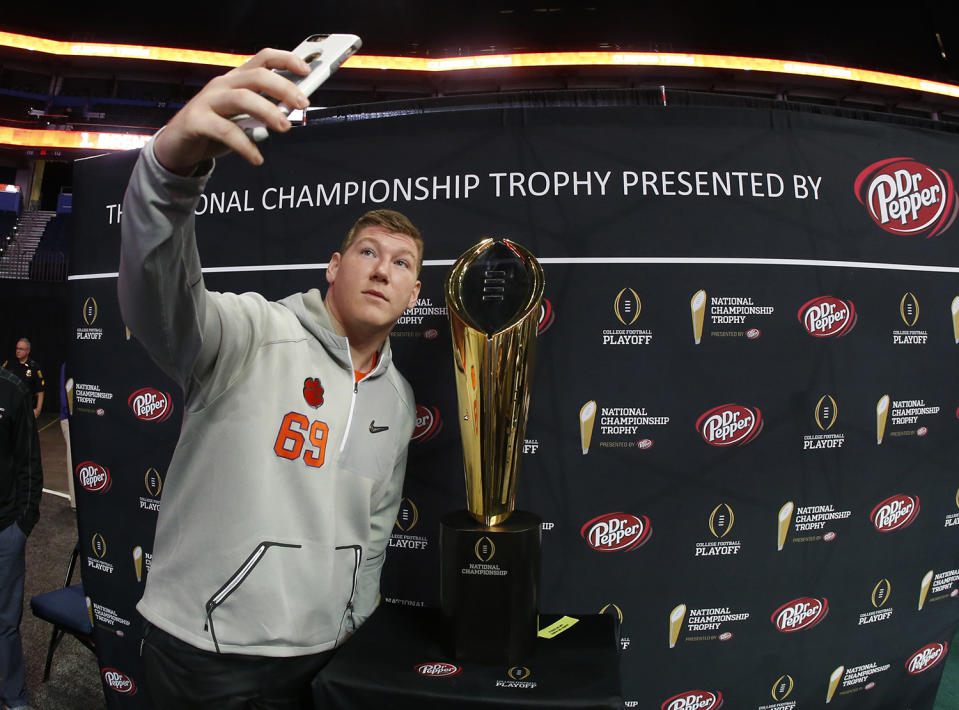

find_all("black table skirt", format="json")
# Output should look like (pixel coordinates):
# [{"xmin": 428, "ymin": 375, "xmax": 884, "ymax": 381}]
[{"xmin": 313, "ymin": 604, "xmax": 622, "ymax": 709}]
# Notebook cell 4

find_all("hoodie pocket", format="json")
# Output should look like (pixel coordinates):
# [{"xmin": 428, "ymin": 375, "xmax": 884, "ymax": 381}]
[
  {"xmin": 203, "ymin": 540, "xmax": 362, "ymax": 653},
  {"xmin": 334, "ymin": 544, "xmax": 363, "ymax": 636}
]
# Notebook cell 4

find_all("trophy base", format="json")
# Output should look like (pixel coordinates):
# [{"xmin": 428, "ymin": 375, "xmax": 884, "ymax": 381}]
[{"xmin": 440, "ymin": 509, "xmax": 541, "ymax": 665}]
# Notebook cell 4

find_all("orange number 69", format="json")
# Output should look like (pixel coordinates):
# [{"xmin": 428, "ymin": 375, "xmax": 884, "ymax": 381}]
[{"xmin": 274, "ymin": 412, "xmax": 328, "ymax": 468}]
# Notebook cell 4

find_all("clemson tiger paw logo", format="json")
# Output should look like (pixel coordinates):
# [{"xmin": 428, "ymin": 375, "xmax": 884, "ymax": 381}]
[{"xmin": 303, "ymin": 378, "xmax": 324, "ymax": 408}]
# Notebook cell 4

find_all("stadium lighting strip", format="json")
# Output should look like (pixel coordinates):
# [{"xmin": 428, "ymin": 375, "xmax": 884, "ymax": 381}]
[
  {"xmin": 2, "ymin": 29, "xmax": 959, "ymax": 152},
  {"xmin": 0, "ymin": 126, "xmax": 153, "ymax": 151}
]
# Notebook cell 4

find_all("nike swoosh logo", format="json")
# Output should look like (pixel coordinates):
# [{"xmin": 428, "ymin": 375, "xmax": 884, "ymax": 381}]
[{"xmin": 369, "ymin": 421, "xmax": 389, "ymax": 434}]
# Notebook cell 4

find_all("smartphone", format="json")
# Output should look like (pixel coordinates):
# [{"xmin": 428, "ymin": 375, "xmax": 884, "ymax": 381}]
[{"xmin": 234, "ymin": 33, "xmax": 362, "ymax": 142}]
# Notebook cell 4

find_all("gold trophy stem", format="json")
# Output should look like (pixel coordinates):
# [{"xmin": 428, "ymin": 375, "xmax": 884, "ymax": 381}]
[
  {"xmin": 133, "ymin": 545, "xmax": 143, "ymax": 583},
  {"xmin": 919, "ymin": 570, "xmax": 934, "ymax": 610},
  {"xmin": 951, "ymin": 296, "xmax": 959, "ymax": 344},
  {"xmin": 446, "ymin": 238, "xmax": 545, "ymax": 527},
  {"xmin": 777, "ymin": 501, "xmax": 794, "ymax": 551},
  {"xmin": 668, "ymin": 603, "xmax": 686, "ymax": 648},
  {"xmin": 826, "ymin": 666, "xmax": 844, "ymax": 703},
  {"xmin": 876, "ymin": 395, "xmax": 889, "ymax": 445},
  {"xmin": 691, "ymin": 290, "xmax": 706, "ymax": 344},
  {"xmin": 580, "ymin": 401, "xmax": 597, "ymax": 455}
]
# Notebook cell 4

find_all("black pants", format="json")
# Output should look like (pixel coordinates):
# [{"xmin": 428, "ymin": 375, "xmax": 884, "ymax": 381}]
[{"xmin": 140, "ymin": 622, "xmax": 334, "ymax": 710}]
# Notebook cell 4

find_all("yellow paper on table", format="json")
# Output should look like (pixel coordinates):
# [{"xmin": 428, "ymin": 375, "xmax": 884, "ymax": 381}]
[{"xmin": 538, "ymin": 616, "xmax": 580, "ymax": 638}]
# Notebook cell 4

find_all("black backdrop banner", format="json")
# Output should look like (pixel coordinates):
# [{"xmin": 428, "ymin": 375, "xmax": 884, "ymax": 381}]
[{"xmin": 70, "ymin": 101, "xmax": 959, "ymax": 709}]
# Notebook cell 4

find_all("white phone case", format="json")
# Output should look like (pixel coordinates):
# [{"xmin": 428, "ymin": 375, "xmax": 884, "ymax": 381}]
[{"xmin": 233, "ymin": 33, "xmax": 361, "ymax": 142}]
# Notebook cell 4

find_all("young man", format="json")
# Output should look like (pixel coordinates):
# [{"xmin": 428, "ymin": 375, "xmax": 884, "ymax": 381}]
[
  {"xmin": 118, "ymin": 48, "xmax": 422, "ymax": 709},
  {"xmin": 2, "ymin": 339, "xmax": 44, "ymax": 419},
  {"xmin": 0, "ymin": 367, "xmax": 43, "ymax": 710}
]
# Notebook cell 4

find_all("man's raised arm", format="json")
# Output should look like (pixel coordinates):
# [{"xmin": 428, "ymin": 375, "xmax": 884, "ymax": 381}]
[{"xmin": 117, "ymin": 49, "xmax": 311, "ymax": 385}]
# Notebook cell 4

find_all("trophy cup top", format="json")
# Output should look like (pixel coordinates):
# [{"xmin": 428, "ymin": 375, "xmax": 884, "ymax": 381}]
[{"xmin": 446, "ymin": 238, "xmax": 544, "ymax": 338}]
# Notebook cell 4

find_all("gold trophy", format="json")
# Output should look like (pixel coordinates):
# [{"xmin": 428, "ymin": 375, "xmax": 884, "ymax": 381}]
[
  {"xmin": 669, "ymin": 603, "xmax": 687, "ymax": 648},
  {"xmin": 65, "ymin": 377, "xmax": 74, "ymax": 415},
  {"xmin": 951, "ymin": 297, "xmax": 959, "ymax": 344},
  {"xmin": 777, "ymin": 501, "xmax": 794, "ymax": 551},
  {"xmin": 441, "ymin": 237, "xmax": 545, "ymax": 664},
  {"xmin": 691, "ymin": 289, "xmax": 707, "ymax": 344},
  {"xmin": 919, "ymin": 570, "xmax": 934, "ymax": 610},
  {"xmin": 826, "ymin": 665, "xmax": 845, "ymax": 703},
  {"xmin": 876, "ymin": 395, "xmax": 890, "ymax": 445},
  {"xmin": 579, "ymin": 400, "xmax": 597, "ymax": 455},
  {"xmin": 133, "ymin": 545, "xmax": 143, "ymax": 583}
]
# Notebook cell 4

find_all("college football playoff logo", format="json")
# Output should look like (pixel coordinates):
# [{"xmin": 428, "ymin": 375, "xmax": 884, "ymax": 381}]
[
  {"xmin": 614, "ymin": 288, "xmax": 641, "ymax": 326},
  {"xmin": 82, "ymin": 297, "xmax": 99, "ymax": 326},
  {"xmin": 771, "ymin": 675, "xmax": 794, "ymax": 702},
  {"xmin": 708, "ymin": 503, "xmax": 735, "ymax": 539},
  {"xmin": 814, "ymin": 395, "xmax": 838, "ymax": 431},
  {"xmin": 144, "ymin": 468, "xmax": 163, "ymax": 498},
  {"xmin": 395, "ymin": 498, "xmax": 419, "ymax": 532},
  {"xmin": 900, "ymin": 292, "xmax": 920, "ymax": 326},
  {"xmin": 91, "ymin": 533, "xmax": 108, "ymax": 559}
]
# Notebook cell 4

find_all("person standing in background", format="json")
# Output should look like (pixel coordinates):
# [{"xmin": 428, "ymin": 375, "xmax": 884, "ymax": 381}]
[
  {"xmin": 0, "ymin": 366, "xmax": 43, "ymax": 710},
  {"xmin": 2, "ymin": 339, "xmax": 44, "ymax": 419},
  {"xmin": 59, "ymin": 362, "xmax": 75, "ymax": 510}
]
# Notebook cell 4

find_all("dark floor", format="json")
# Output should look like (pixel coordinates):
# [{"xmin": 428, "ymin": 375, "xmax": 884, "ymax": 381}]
[
  {"xmin": 21, "ymin": 414, "xmax": 106, "ymax": 709},
  {"xmin": 16, "ymin": 413, "xmax": 959, "ymax": 708}
]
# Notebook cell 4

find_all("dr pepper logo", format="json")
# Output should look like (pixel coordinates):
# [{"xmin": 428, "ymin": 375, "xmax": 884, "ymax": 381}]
[
  {"xmin": 697, "ymin": 404, "xmax": 763, "ymax": 446},
  {"xmin": 414, "ymin": 662, "xmax": 462, "ymax": 677},
  {"xmin": 798, "ymin": 296, "xmax": 857, "ymax": 337},
  {"xmin": 102, "ymin": 668, "xmax": 137, "ymax": 695},
  {"xmin": 771, "ymin": 597, "xmax": 829, "ymax": 632},
  {"xmin": 855, "ymin": 158, "xmax": 958, "ymax": 238},
  {"xmin": 411, "ymin": 404, "xmax": 442, "ymax": 444},
  {"xmin": 538, "ymin": 298, "xmax": 555, "ymax": 334},
  {"xmin": 661, "ymin": 690, "xmax": 723, "ymax": 710},
  {"xmin": 906, "ymin": 642, "xmax": 948, "ymax": 675},
  {"xmin": 581, "ymin": 512, "xmax": 653, "ymax": 552},
  {"xmin": 128, "ymin": 387, "xmax": 173, "ymax": 422},
  {"xmin": 75, "ymin": 461, "xmax": 111, "ymax": 493},
  {"xmin": 871, "ymin": 494, "xmax": 920, "ymax": 532}
]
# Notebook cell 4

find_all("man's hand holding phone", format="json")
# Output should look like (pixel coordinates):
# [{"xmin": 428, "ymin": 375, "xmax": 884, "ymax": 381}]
[
  {"xmin": 153, "ymin": 35, "xmax": 361, "ymax": 176},
  {"xmin": 153, "ymin": 48, "xmax": 311, "ymax": 176}
]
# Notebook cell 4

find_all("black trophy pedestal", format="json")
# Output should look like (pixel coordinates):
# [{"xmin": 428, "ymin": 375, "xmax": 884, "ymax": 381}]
[{"xmin": 440, "ymin": 510, "xmax": 541, "ymax": 665}]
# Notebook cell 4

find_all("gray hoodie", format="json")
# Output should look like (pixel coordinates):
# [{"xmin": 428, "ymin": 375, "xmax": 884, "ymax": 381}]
[{"xmin": 119, "ymin": 138, "xmax": 414, "ymax": 656}]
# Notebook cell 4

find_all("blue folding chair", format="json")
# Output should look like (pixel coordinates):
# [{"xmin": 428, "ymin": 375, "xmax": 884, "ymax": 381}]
[{"xmin": 29, "ymin": 542, "xmax": 96, "ymax": 680}]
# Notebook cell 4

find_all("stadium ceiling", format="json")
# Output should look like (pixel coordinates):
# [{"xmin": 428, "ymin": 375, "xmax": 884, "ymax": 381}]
[
  {"xmin": 4, "ymin": 3, "xmax": 956, "ymax": 78},
  {"xmin": 1, "ymin": 3, "xmax": 958, "ymax": 161}
]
